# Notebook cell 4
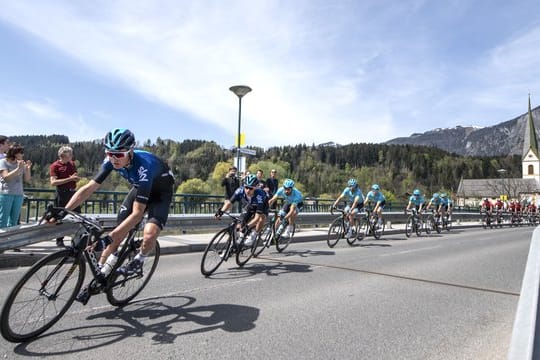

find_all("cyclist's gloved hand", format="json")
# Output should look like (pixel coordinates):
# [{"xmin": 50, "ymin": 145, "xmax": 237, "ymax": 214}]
[
  {"xmin": 94, "ymin": 235, "xmax": 112, "ymax": 252},
  {"xmin": 43, "ymin": 206, "xmax": 67, "ymax": 222},
  {"xmin": 215, "ymin": 209, "xmax": 224, "ymax": 218}
]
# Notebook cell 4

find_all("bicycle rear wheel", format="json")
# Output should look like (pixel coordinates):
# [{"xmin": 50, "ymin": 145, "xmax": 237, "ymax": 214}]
[
  {"xmin": 424, "ymin": 217, "xmax": 432, "ymax": 235},
  {"xmin": 346, "ymin": 219, "xmax": 362, "ymax": 245},
  {"xmin": 415, "ymin": 219, "xmax": 422, "ymax": 237},
  {"xmin": 373, "ymin": 218, "xmax": 384, "ymax": 240},
  {"xmin": 353, "ymin": 217, "xmax": 367, "ymax": 242},
  {"xmin": 327, "ymin": 217, "xmax": 343, "ymax": 248},
  {"xmin": 107, "ymin": 239, "xmax": 160, "ymax": 307},
  {"xmin": 200, "ymin": 228, "xmax": 231, "ymax": 277},
  {"xmin": 236, "ymin": 230, "xmax": 257, "ymax": 267},
  {"xmin": 276, "ymin": 223, "xmax": 295, "ymax": 253},
  {"xmin": 1, "ymin": 249, "xmax": 85, "ymax": 342},
  {"xmin": 254, "ymin": 222, "xmax": 273, "ymax": 257}
]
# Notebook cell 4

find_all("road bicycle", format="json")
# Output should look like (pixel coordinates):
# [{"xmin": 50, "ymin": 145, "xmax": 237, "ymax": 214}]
[
  {"xmin": 326, "ymin": 207, "xmax": 365, "ymax": 247},
  {"xmin": 427, "ymin": 210, "xmax": 443, "ymax": 234},
  {"xmin": 441, "ymin": 212, "xmax": 453, "ymax": 231},
  {"xmin": 254, "ymin": 209, "xmax": 297, "ymax": 255},
  {"xmin": 364, "ymin": 206, "xmax": 385, "ymax": 240},
  {"xmin": 405, "ymin": 208, "xmax": 424, "ymax": 237},
  {"xmin": 200, "ymin": 212, "xmax": 258, "ymax": 277},
  {"xmin": 481, "ymin": 210, "xmax": 494, "ymax": 229},
  {"xmin": 0, "ymin": 206, "xmax": 159, "ymax": 343}
]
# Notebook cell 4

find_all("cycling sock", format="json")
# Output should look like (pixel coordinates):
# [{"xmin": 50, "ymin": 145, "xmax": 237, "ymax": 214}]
[{"xmin": 134, "ymin": 253, "xmax": 147, "ymax": 263}]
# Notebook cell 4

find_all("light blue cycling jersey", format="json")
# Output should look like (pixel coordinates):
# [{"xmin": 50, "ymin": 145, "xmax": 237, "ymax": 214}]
[
  {"xmin": 408, "ymin": 195, "xmax": 425, "ymax": 207},
  {"xmin": 340, "ymin": 187, "xmax": 364, "ymax": 204},
  {"xmin": 274, "ymin": 186, "xmax": 304, "ymax": 205},
  {"xmin": 430, "ymin": 197, "xmax": 443, "ymax": 206},
  {"xmin": 365, "ymin": 190, "xmax": 385, "ymax": 204}
]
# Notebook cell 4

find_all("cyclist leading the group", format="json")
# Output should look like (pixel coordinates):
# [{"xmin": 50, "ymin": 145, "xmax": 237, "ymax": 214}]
[
  {"xmin": 332, "ymin": 178, "xmax": 364, "ymax": 238},
  {"xmin": 59, "ymin": 128, "xmax": 175, "ymax": 302},
  {"xmin": 364, "ymin": 184, "xmax": 386, "ymax": 225},
  {"xmin": 215, "ymin": 173, "xmax": 268, "ymax": 246},
  {"xmin": 268, "ymin": 179, "xmax": 304, "ymax": 238}
]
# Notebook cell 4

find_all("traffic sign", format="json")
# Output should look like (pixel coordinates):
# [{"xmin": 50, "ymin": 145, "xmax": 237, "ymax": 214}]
[{"xmin": 239, "ymin": 148, "xmax": 256, "ymax": 156}]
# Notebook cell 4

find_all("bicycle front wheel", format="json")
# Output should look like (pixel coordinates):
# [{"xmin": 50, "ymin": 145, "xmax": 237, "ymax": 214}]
[
  {"xmin": 200, "ymin": 228, "xmax": 231, "ymax": 277},
  {"xmin": 276, "ymin": 224, "xmax": 295, "ymax": 253},
  {"xmin": 405, "ymin": 217, "xmax": 413, "ymax": 238},
  {"xmin": 327, "ymin": 217, "xmax": 343, "ymax": 248},
  {"xmin": 107, "ymin": 239, "xmax": 160, "ymax": 307},
  {"xmin": 1, "ymin": 249, "xmax": 85, "ymax": 343}
]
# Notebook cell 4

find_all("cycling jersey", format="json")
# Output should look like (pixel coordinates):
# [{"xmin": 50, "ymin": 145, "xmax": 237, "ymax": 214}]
[
  {"xmin": 429, "ymin": 197, "xmax": 442, "ymax": 207},
  {"xmin": 340, "ymin": 187, "xmax": 364, "ymax": 206},
  {"xmin": 274, "ymin": 187, "xmax": 304, "ymax": 206},
  {"xmin": 365, "ymin": 190, "xmax": 385, "ymax": 204},
  {"xmin": 230, "ymin": 186, "xmax": 269, "ymax": 214},
  {"xmin": 408, "ymin": 195, "xmax": 425, "ymax": 209},
  {"xmin": 94, "ymin": 149, "xmax": 174, "ymax": 205}
]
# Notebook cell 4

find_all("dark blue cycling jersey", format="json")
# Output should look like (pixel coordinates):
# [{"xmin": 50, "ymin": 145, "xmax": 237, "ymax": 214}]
[
  {"xmin": 230, "ymin": 186, "xmax": 269, "ymax": 213},
  {"xmin": 94, "ymin": 149, "xmax": 174, "ymax": 204}
]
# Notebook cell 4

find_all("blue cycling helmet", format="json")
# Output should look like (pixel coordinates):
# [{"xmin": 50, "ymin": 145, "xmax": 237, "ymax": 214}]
[
  {"xmin": 371, "ymin": 184, "xmax": 380, "ymax": 191},
  {"xmin": 348, "ymin": 179, "xmax": 358, "ymax": 187},
  {"xmin": 433, "ymin": 192, "xmax": 440, "ymax": 198},
  {"xmin": 283, "ymin": 179, "xmax": 295, "ymax": 189},
  {"xmin": 441, "ymin": 193, "xmax": 447, "ymax": 198},
  {"xmin": 104, "ymin": 128, "xmax": 135, "ymax": 151},
  {"xmin": 413, "ymin": 189, "xmax": 421, "ymax": 196},
  {"xmin": 244, "ymin": 174, "xmax": 258, "ymax": 187}
]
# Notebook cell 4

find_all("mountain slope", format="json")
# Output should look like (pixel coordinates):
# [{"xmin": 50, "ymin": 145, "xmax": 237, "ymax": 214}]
[{"xmin": 385, "ymin": 106, "xmax": 540, "ymax": 156}]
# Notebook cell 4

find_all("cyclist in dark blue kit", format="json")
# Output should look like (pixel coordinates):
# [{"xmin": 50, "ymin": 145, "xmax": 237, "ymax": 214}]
[
  {"xmin": 61, "ymin": 128, "xmax": 174, "ymax": 303},
  {"xmin": 215, "ymin": 173, "xmax": 269, "ymax": 246}
]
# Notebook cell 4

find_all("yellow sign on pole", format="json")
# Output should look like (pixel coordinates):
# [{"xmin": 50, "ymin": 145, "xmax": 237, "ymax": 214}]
[
  {"xmin": 235, "ymin": 133, "xmax": 245, "ymax": 147},
  {"xmin": 500, "ymin": 195, "xmax": 507, "ymax": 201}
]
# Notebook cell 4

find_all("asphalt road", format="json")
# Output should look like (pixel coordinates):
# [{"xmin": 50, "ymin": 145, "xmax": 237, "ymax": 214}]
[{"xmin": 0, "ymin": 226, "xmax": 533, "ymax": 360}]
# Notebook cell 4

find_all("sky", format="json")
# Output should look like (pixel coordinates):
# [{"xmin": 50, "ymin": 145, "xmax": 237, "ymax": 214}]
[{"xmin": 0, "ymin": 0, "xmax": 539, "ymax": 149}]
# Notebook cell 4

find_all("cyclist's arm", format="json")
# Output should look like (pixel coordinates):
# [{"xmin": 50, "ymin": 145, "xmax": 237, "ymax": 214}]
[
  {"xmin": 333, "ymin": 194, "xmax": 344, "ymax": 208},
  {"xmin": 64, "ymin": 180, "xmax": 101, "ymax": 210},
  {"xmin": 268, "ymin": 194, "xmax": 279, "ymax": 206}
]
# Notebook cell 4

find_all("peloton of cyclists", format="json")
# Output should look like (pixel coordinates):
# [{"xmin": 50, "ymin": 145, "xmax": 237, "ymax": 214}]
[
  {"xmin": 215, "ymin": 173, "xmax": 269, "ymax": 246},
  {"xmin": 268, "ymin": 179, "xmax": 304, "ymax": 239},
  {"xmin": 332, "ymin": 178, "xmax": 365, "ymax": 238},
  {"xmin": 364, "ymin": 184, "xmax": 386, "ymax": 225}
]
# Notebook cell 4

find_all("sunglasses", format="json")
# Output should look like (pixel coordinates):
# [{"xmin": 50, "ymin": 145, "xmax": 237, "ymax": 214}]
[
  {"xmin": 284, "ymin": 187, "xmax": 292, "ymax": 191},
  {"xmin": 105, "ymin": 150, "xmax": 131, "ymax": 159},
  {"xmin": 245, "ymin": 186, "xmax": 255, "ymax": 190}
]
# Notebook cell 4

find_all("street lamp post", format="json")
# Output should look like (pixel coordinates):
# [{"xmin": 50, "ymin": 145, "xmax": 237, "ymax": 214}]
[
  {"xmin": 229, "ymin": 85, "xmax": 252, "ymax": 173},
  {"xmin": 497, "ymin": 168, "xmax": 507, "ymax": 200}
]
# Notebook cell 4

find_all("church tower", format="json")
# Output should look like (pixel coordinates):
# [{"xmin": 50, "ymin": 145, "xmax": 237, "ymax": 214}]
[{"xmin": 522, "ymin": 95, "xmax": 540, "ymax": 181}]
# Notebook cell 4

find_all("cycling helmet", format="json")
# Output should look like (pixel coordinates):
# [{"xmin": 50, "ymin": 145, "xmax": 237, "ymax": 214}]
[
  {"xmin": 348, "ymin": 178, "xmax": 358, "ymax": 187},
  {"xmin": 244, "ymin": 174, "xmax": 258, "ymax": 187},
  {"xmin": 371, "ymin": 184, "xmax": 380, "ymax": 191},
  {"xmin": 433, "ymin": 193, "xmax": 440, "ymax": 198},
  {"xmin": 413, "ymin": 189, "xmax": 421, "ymax": 196},
  {"xmin": 104, "ymin": 128, "xmax": 135, "ymax": 151},
  {"xmin": 283, "ymin": 179, "xmax": 295, "ymax": 189},
  {"xmin": 441, "ymin": 193, "xmax": 447, "ymax": 198}
]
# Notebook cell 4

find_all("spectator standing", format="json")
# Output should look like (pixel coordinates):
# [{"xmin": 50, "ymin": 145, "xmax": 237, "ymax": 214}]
[
  {"xmin": 256, "ymin": 169, "xmax": 267, "ymax": 191},
  {"xmin": 266, "ymin": 169, "xmax": 279, "ymax": 209},
  {"xmin": 221, "ymin": 166, "xmax": 239, "ymax": 199},
  {"xmin": 0, "ymin": 135, "xmax": 9, "ymax": 159},
  {"xmin": 50, "ymin": 146, "xmax": 81, "ymax": 247},
  {"xmin": 0, "ymin": 144, "xmax": 32, "ymax": 228}
]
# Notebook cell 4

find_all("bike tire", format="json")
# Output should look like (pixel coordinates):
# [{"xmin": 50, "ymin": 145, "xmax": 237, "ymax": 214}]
[
  {"xmin": 327, "ymin": 217, "xmax": 343, "ymax": 248},
  {"xmin": 107, "ymin": 239, "xmax": 160, "ymax": 307},
  {"xmin": 373, "ymin": 218, "xmax": 384, "ymax": 240},
  {"xmin": 200, "ymin": 228, "xmax": 231, "ymax": 277},
  {"xmin": 1, "ymin": 249, "xmax": 85, "ymax": 342},
  {"xmin": 276, "ymin": 223, "xmax": 294, "ymax": 253},
  {"xmin": 347, "ymin": 220, "xmax": 362, "ymax": 245},
  {"xmin": 415, "ymin": 219, "xmax": 422, "ymax": 237},
  {"xmin": 424, "ymin": 217, "xmax": 432, "ymax": 235},
  {"xmin": 236, "ymin": 231, "xmax": 257, "ymax": 267},
  {"xmin": 405, "ymin": 217, "xmax": 413, "ymax": 238},
  {"xmin": 254, "ymin": 221, "xmax": 273, "ymax": 258},
  {"xmin": 353, "ymin": 218, "xmax": 367, "ymax": 243}
]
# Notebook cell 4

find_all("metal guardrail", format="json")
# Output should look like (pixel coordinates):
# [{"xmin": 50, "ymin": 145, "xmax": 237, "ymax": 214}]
[
  {"xmin": 0, "ymin": 212, "xmax": 482, "ymax": 252},
  {"xmin": 508, "ymin": 226, "xmax": 540, "ymax": 359}
]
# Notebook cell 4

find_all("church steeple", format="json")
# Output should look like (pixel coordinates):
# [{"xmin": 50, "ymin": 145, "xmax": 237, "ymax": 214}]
[{"xmin": 522, "ymin": 94, "xmax": 540, "ymax": 181}]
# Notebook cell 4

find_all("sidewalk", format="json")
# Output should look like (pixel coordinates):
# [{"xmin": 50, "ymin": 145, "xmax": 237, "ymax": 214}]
[{"xmin": 0, "ymin": 221, "xmax": 480, "ymax": 269}]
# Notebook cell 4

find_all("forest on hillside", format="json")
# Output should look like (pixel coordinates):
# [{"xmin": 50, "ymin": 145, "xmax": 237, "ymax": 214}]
[{"xmin": 9, "ymin": 135, "xmax": 521, "ymax": 201}]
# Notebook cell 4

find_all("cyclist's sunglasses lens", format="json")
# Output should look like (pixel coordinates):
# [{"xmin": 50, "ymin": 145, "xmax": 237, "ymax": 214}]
[
  {"xmin": 284, "ymin": 187, "xmax": 292, "ymax": 190},
  {"xmin": 245, "ymin": 186, "xmax": 254, "ymax": 190},
  {"xmin": 105, "ymin": 150, "xmax": 129, "ymax": 158}
]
